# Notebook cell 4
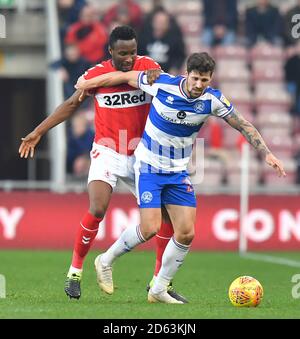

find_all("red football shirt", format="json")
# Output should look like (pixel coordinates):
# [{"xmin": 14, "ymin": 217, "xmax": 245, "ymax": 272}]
[{"xmin": 84, "ymin": 56, "xmax": 160, "ymax": 155}]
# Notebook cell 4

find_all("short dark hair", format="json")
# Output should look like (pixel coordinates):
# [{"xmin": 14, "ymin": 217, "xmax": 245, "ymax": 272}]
[
  {"xmin": 109, "ymin": 25, "xmax": 137, "ymax": 48},
  {"xmin": 187, "ymin": 52, "xmax": 216, "ymax": 75}
]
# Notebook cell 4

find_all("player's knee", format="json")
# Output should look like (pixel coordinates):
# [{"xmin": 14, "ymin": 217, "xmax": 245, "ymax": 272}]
[
  {"xmin": 89, "ymin": 205, "xmax": 106, "ymax": 219},
  {"xmin": 176, "ymin": 229, "xmax": 194, "ymax": 245},
  {"xmin": 140, "ymin": 223, "xmax": 160, "ymax": 240},
  {"xmin": 142, "ymin": 230, "xmax": 156, "ymax": 240}
]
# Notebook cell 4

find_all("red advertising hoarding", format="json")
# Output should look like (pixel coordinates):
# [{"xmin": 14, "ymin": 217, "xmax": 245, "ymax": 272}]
[{"xmin": 0, "ymin": 191, "xmax": 299, "ymax": 250}]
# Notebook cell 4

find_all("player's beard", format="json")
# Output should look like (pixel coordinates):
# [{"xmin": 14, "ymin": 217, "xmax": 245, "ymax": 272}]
[
  {"xmin": 113, "ymin": 60, "xmax": 133, "ymax": 72},
  {"xmin": 121, "ymin": 64, "xmax": 133, "ymax": 72},
  {"xmin": 120, "ymin": 59, "xmax": 135, "ymax": 72},
  {"xmin": 189, "ymin": 88, "xmax": 203, "ymax": 98}
]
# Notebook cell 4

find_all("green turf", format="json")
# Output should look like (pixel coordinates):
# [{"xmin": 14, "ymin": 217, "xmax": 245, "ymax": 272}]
[{"xmin": 0, "ymin": 250, "xmax": 300, "ymax": 319}]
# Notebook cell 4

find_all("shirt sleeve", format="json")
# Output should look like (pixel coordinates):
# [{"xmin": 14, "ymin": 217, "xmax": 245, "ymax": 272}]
[
  {"xmin": 137, "ymin": 71, "xmax": 160, "ymax": 96},
  {"xmin": 143, "ymin": 56, "xmax": 161, "ymax": 70},
  {"xmin": 80, "ymin": 63, "xmax": 106, "ymax": 95},
  {"xmin": 211, "ymin": 92, "xmax": 234, "ymax": 118},
  {"xmin": 83, "ymin": 63, "xmax": 106, "ymax": 80}
]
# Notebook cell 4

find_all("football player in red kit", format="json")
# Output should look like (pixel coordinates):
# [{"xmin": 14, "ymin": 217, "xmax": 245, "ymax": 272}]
[{"xmin": 19, "ymin": 25, "xmax": 187, "ymax": 303}]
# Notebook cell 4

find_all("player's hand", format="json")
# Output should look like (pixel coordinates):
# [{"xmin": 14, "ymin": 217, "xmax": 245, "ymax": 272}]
[
  {"xmin": 78, "ymin": 89, "xmax": 93, "ymax": 102},
  {"xmin": 75, "ymin": 75, "xmax": 87, "ymax": 90},
  {"xmin": 78, "ymin": 89, "xmax": 91, "ymax": 102},
  {"xmin": 145, "ymin": 69, "xmax": 162, "ymax": 86},
  {"xmin": 265, "ymin": 153, "xmax": 286, "ymax": 177},
  {"xmin": 19, "ymin": 131, "xmax": 42, "ymax": 158}
]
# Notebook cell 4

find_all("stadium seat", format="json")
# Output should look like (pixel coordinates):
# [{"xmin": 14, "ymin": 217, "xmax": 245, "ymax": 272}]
[
  {"xmin": 255, "ymin": 111, "xmax": 293, "ymax": 132},
  {"xmin": 220, "ymin": 83, "xmax": 252, "ymax": 108},
  {"xmin": 213, "ymin": 45, "xmax": 248, "ymax": 61},
  {"xmin": 255, "ymin": 103, "xmax": 291, "ymax": 114},
  {"xmin": 218, "ymin": 84, "xmax": 255, "ymax": 121},
  {"xmin": 254, "ymin": 86, "xmax": 292, "ymax": 111},
  {"xmin": 185, "ymin": 36, "xmax": 203, "ymax": 54},
  {"xmin": 250, "ymin": 43, "xmax": 284, "ymax": 61},
  {"xmin": 259, "ymin": 131, "xmax": 294, "ymax": 158},
  {"xmin": 240, "ymin": 110, "xmax": 255, "ymax": 123},
  {"xmin": 170, "ymin": 0, "xmax": 202, "ymax": 15},
  {"xmin": 176, "ymin": 14, "xmax": 202, "ymax": 36},
  {"xmin": 219, "ymin": 82, "xmax": 251, "ymax": 94},
  {"xmin": 251, "ymin": 60, "xmax": 284, "ymax": 82},
  {"xmin": 216, "ymin": 66, "xmax": 251, "ymax": 83},
  {"xmin": 225, "ymin": 155, "xmax": 261, "ymax": 187},
  {"xmin": 255, "ymin": 82, "xmax": 287, "ymax": 95},
  {"xmin": 215, "ymin": 59, "xmax": 250, "ymax": 83},
  {"xmin": 217, "ymin": 59, "xmax": 248, "ymax": 69},
  {"xmin": 233, "ymin": 103, "xmax": 254, "ymax": 117}
]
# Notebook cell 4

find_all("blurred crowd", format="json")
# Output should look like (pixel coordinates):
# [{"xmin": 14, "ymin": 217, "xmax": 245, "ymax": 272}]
[{"xmin": 57, "ymin": 0, "xmax": 300, "ymax": 186}]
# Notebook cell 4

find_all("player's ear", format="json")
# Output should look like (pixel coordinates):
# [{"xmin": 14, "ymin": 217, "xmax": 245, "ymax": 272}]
[{"xmin": 108, "ymin": 47, "xmax": 112, "ymax": 56}]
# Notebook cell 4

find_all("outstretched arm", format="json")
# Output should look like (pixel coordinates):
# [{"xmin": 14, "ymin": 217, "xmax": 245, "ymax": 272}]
[
  {"xmin": 224, "ymin": 109, "xmax": 286, "ymax": 177},
  {"xmin": 75, "ymin": 71, "xmax": 141, "ymax": 91},
  {"xmin": 19, "ymin": 89, "xmax": 87, "ymax": 158}
]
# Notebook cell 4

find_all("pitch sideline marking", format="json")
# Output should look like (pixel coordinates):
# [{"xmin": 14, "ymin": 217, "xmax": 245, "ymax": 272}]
[
  {"xmin": 240, "ymin": 252, "xmax": 300, "ymax": 268},
  {"xmin": 0, "ymin": 274, "xmax": 5, "ymax": 298}
]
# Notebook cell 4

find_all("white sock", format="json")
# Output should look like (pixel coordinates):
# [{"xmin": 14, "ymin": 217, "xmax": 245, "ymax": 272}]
[
  {"xmin": 152, "ymin": 236, "xmax": 190, "ymax": 294},
  {"xmin": 101, "ymin": 225, "xmax": 146, "ymax": 266},
  {"xmin": 68, "ymin": 266, "xmax": 83, "ymax": 275}
]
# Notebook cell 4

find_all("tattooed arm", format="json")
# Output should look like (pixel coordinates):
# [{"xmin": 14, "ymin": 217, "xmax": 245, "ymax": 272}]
[
  {"xmin": 224, "ymin": 109, "xmax": 286, "ymax": 177},
  {"xmin": 224, "ymin": 109, "xmax": 270, "ymax": 156}
]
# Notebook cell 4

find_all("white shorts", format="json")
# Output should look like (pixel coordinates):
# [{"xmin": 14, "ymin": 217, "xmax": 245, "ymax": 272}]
[{"xmin": 88, "ymin": 143, "xmax": 136, "ymax": 195}]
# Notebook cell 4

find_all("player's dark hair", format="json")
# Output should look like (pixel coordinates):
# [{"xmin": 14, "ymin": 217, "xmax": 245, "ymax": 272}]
[
  {"xmin": 109, "ymin": 25, "xmax": 137, "ymax": 48},
  {"xmin": 187, "ymin": 52, "xmax": 216, "ymax": 75}
]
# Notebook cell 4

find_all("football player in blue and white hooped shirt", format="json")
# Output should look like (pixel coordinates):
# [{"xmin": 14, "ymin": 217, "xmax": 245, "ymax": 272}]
[{"xmin": 76, "ymin": 52, "xmax": 286, "ymax": 304}]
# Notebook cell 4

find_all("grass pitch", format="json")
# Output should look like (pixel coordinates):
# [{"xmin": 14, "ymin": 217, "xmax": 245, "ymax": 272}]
[{"xmin": 0, "ymin": 250, "xmax": 300, "ymax": 319}]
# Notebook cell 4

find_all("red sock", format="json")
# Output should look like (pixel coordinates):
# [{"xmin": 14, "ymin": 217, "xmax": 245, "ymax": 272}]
[
  {"xmin": 71, "ymin": 212, "xmax": 102, "ymax": 269},
  {"xmin": 154, "ymin": 222, "xmax": 174, "ymax": 276}
]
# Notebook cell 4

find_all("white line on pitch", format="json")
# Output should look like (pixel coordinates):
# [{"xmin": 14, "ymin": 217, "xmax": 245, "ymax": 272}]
[{"xmin": 240, "ymin": 252, "xmax": 300, "ymax": 268}]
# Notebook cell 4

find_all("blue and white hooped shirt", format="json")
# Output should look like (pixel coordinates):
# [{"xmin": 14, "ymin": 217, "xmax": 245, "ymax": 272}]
[{"xmin": 135, "ymin": 72, "xmax": 234, "ymax": 172}]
